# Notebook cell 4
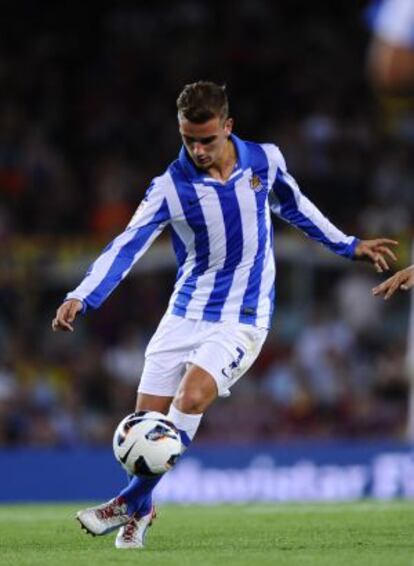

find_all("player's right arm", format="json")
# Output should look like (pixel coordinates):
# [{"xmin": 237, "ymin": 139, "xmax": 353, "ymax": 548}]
[
  {"xmin": 51, "ymin": 176, "xmax": 171, "ymax": 332},
  {"xmin": 52, "ymin": 299, "xmax": 83, "ymax": 332},
  {"xmin": 372, "ymin": 264, "xmax": 414, "ymax": 299}
]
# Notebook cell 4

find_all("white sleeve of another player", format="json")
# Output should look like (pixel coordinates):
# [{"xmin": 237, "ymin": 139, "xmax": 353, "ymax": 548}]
[{"xmin": 374, "ymin": 0, "xmax": 414, "ymax": 47}]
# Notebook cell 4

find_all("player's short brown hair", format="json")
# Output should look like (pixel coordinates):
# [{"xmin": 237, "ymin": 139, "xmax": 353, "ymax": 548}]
[{"xmin": 176, "ymin": 81, "xmax": 229, "ymax": 123}]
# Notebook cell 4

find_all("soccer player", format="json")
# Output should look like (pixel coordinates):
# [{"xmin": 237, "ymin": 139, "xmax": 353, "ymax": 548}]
[
  {"xmin": 365, "ymin": 3, "xmax": 414, "ymax": 300},
  {"xmin": 367, "ymin": 0, "xmax": 414, "ymax": 92},
  {"xmin": 373, "ymin": 264, "xmax": 414, "ymax": 299},
  {"xmin": 52, "ymin": 81, "xmax": 398, "ymax": 549}
]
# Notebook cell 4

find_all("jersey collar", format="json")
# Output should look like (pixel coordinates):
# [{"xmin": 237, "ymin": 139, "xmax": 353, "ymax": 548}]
[{"xmin": 179, "ymin": 134, "xmax": 250, "ymax": 182}]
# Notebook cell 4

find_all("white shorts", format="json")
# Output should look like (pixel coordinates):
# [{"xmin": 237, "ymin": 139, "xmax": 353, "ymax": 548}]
[{"xmin": 138, "ymin": 314, "xmax": 268, "ymax": 398}]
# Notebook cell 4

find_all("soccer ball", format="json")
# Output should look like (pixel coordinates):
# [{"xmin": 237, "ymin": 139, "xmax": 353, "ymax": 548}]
[{"xmin": 112, "ymin": 411, "xmax": 182, "ymax": 476}]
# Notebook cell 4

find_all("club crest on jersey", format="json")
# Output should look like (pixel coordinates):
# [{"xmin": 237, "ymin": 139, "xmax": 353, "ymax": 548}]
[{"xmin": 249, "ymin": 174, "xmax": 263, "ymax": 192}]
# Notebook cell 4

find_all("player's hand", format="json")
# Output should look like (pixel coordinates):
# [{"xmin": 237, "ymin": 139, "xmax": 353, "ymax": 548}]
[
  {"xmin": 52, "ymin": 299, "xmax": 83, "ymax": 332},
  {"xmin": 372, "ymin": 265, "xmax": 414, "ymax": 300},
  {"xmin": 353, "ymin": 239, "xmax": 398, "ymax": 273}
]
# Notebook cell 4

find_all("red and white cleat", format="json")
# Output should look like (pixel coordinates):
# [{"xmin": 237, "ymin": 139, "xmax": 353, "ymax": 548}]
[
  {"xmin": 115, "ymin": 506, "xmax": 156, "ymax": 549},
  {"xmin": 76, "ymin": 496, "xmax": 130, "ymax": 536}
]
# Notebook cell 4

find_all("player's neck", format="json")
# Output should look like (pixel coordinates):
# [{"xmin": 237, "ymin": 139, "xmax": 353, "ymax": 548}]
[{"xmin": 207, "ymin": 139, "xmax": 237, "ymax": 183}]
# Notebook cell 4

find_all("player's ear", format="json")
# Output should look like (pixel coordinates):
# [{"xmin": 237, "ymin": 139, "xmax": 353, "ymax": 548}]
[{"xmin": 224, "ymin": 117, "xmax": 233, "ymax": 136}]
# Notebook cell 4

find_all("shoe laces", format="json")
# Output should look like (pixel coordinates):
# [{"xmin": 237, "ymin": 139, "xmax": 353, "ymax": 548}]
[
  {"xmin": 96, "ymin": 498, "xmax": 125, "ymax": 520},
  {"xmin": 122, "ymin": 518, "xmax": 138, "ymax": 542},
  {"xmin": 122, "ymin": 508, "xmax": 156, "ymax": 542}
]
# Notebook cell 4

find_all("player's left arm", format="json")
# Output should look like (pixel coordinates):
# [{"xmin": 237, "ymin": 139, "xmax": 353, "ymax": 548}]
[
  {"xmin": 353, "ymin": 238, "xmax": 398, "ymax": 273},
  {"xmin": 268, "ymin": 149, "xmax": 398, "ymax": 272}
]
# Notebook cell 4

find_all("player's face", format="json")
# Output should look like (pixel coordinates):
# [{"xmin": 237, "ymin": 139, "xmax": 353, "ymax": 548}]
[{"xmin": 179, "ymin": 116, "xmax": 233, "ymax": 170}]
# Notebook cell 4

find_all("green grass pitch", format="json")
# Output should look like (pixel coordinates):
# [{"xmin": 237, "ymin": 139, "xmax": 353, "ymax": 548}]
[{"xmin": 1, "ymin": 502, "xmax": 413, "ymax": 565}]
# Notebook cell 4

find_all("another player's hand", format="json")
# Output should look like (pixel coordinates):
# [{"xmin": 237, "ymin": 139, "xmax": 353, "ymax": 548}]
[
  {"xmin": 372, "ymin": 265, "xmax": 414, "ymax": 300},
  {"xmin": 52, "ymin": 299, "xmax": 83, "ymax": 332},
  {"xmin": 353, "ymin": 239, "xmax": 398, "ymax": 273}
]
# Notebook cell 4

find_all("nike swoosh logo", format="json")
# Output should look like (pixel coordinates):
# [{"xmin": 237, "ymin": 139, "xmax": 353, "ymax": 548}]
[
  {"xmin": 119, "ymin": 442, "xmax": 136, "ymax": 464},
  {"xmin": 221, "ymin": 368, "xmax": 232, "ymax": 379},
  {"xmin": 188, "ymin": 194, "xmax": 207, "ymax": 206}
]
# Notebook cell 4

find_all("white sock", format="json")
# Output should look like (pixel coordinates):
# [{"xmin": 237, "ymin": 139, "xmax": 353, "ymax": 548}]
[{"xmin": 167, "ymin": 403, "xmax": 203, "ymax": 448}]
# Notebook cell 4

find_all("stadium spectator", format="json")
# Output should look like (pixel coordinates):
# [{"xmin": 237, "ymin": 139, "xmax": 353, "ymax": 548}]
[{"xmin": 293, "ymin": 308, "xmax": 355, "ymax": 423}]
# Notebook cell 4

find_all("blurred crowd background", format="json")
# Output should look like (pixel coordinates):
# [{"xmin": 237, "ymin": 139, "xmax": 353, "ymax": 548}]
[{"xmin": 0, "ymin": 1, "xmax": 413, "ymax": 447}]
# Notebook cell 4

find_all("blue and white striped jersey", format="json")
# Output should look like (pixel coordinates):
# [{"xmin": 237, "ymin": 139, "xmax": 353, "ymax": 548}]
[{"xmin": 66, "ymin": 135, "xmax": 358, "ymax": 329}]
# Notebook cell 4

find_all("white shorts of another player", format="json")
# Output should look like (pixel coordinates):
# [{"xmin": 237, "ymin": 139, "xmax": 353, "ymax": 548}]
[{"xmin": 138, "ymin": 314, "xmax": 268, "ymax": 398}]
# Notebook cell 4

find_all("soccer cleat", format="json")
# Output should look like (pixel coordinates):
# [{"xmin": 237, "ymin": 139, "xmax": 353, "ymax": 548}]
[
  {"xmin": 76, "ymin": 496, "xmax": 130, "ymax": 536},
  {"xmin": 115, "ymin": 506, "xmax": 156, "ymax": 549}
]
